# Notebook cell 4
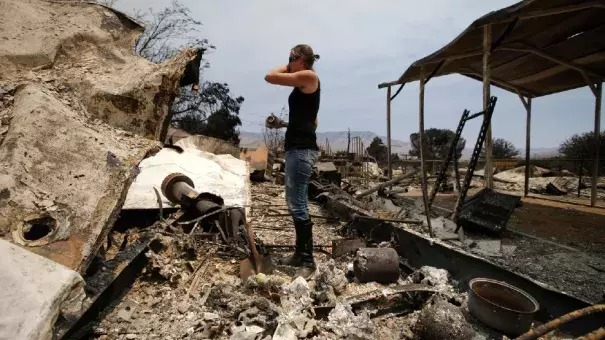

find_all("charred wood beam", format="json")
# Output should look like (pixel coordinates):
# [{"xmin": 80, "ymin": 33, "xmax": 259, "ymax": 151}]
[
  {"xmin": 352, "ymin": 213, "xmax": 423, "ymax": 225},
  {"xmin": 418, "ymin": 67, "xmax": 433, "ymax": 237},
  {"xmin": 591, "ymin": 83, "xmax": 602, "ymax": 206},
  {"xmin": 354, "ymin": 169, "xmax": 419, "ymax": 199},
  {"xmin": 518, "ymin": 92, "xmax": 532, "ymax": 197}
]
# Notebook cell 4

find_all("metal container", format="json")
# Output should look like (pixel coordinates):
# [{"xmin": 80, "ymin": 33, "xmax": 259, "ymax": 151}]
[
  {"xmin": 353, "ymin": 247, "xmax": 400, "ymax": 283},
  {"xmin": 468, "ymin": 278, "xmax": 539, "ymax": 336}
]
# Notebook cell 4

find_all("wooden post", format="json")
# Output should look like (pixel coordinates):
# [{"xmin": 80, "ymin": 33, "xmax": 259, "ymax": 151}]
[
  {"xmin": 483, "ymin": 24, "xmax": 494, "ymax": 189},
  {"xmin": 578, "ymin": 159, "xmax": 583, "ymax": 198},
  {"xmin": 386, "ymin": 86, "xmax": 393, "ymax": 180},
  {"xmin": 520, "ymin": 95, "xmax": 532, "ymax": 197},
  {"xmin": 591, "ymin": 82, "xmax": 602, "ymax": 206},
  {"xmin": 419, "ymin": 67, "xmax": 434, "ymax": 237}
]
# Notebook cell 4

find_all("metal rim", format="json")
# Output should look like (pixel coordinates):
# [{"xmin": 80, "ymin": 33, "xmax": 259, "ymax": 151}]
[
  {"xmin": 469, "ymin": 278, "xmax": 540, "ymax": 314},
  {"xmin": 161, "ymin": 172, "xmax": 194, "ymax": 204}
]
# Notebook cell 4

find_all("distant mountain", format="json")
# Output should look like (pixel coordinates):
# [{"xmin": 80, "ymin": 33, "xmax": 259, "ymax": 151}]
[
  {"xmin": 239, "ymin": 130, "xmax": 558, "ymax": 159},
  {"xmin": 239, "ymin": 131, "xmax": 411, "ymax": 155},
  {"xmin": 460, "ymin": 147, "xmax": 559, "ymax": 160}
]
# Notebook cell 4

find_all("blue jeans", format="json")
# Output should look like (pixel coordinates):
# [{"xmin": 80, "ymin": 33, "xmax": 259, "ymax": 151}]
[{"xmin": 285, "ymin": 149, "xmax": 318, "ymax": 222}]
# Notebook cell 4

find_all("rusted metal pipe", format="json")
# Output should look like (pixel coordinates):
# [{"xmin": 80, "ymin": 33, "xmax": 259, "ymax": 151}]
[
  {"xmin": 353, "ymin": 247, "xmax": 400, "ymax": 283},
  {"xmin": 515, "ymin": 304, "xmax": 605, "ymax": 340},
  {"xmin": 577, "ymin": 327, "xmax": 605, "ymax": 340}
]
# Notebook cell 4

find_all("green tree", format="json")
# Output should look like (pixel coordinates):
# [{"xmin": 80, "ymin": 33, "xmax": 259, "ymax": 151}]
[
  {"xmin": 409, "ymin": 128, "xmax": 466, "ymax": 160},
  {"xmin": 366, "ymin": 137, "xmax": 388, "ymax": 165},
  {"xmin": 480, "ymin": 138, "xmax": 520, "ymax": 159},
  {"xmin": 559, "ymin": 131, "xmax": 605, "ymax": 172}
]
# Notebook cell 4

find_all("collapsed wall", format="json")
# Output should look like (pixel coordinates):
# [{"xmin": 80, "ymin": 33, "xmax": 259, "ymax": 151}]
[
  {"xmin": 0, "ymin": 0, "xmax": 199, "ymax": 273},
  {"xmin": 0, "ymin": 0, "xmax": 196, "ymax": 141}
]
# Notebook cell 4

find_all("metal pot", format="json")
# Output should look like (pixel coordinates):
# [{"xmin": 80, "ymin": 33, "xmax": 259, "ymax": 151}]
[{"xmin": 468, "ymin": 278, "xmax": 539, "ymax": 336}]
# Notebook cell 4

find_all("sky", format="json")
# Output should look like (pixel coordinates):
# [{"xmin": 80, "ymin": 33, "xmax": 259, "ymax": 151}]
[{"xmin": 117, "ymin": 0, "xmax": 600, "ymax": 149}]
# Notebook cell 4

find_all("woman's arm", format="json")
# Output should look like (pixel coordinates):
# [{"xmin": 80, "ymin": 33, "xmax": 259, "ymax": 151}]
[{"xmin": 264, "ymin": 66, "xmax": 316, "ymax": 88}]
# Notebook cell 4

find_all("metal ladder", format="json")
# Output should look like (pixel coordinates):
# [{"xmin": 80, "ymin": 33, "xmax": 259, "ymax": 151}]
[
  {"xmin": 453, "ymin": 96, "xmax": 498, "ymax": 231},
  {"xmin": 428, "ymin": 109, "xmax": 470, "ymax": 208},
  {"xmin": 426, "ymin": 96, "xmax": 498, "ymax": 219}
]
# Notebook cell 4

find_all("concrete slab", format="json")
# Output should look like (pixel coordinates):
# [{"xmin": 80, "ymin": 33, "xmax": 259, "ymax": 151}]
[{"xmin": 0, "ymin": 239, "xmax": 84, "ymax": 340}]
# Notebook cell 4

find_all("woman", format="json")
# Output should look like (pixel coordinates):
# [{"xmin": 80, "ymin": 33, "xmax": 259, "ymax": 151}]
[{"xmin": 264, "ymin": 44, "xmax": 320, "ymax": 278}]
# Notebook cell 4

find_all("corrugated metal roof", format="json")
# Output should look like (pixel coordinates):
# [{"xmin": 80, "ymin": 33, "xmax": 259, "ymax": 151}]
[{"xmin": 380, "ymin": 0, "xmax": 605, "ymax": 97}]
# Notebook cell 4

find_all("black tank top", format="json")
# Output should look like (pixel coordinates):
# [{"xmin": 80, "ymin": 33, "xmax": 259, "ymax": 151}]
[{"xmin": 285, "ymin": 80, "xmax": 320, "ymax": 151}]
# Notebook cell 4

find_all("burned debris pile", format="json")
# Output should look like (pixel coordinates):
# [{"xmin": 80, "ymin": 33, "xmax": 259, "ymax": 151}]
[{"xmin": 1, "ymin": 1, "xmax": 603, "ymax": 340}]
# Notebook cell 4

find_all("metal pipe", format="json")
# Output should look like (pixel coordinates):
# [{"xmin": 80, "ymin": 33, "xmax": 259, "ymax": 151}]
[
  {"xmin": 577, "ymin": 327, "xmax": 605, "ymax": 340},
  {"xmin": 162, "ymin": 173, "xmax": 222, "ymax": 214},
  {"xmin": 515, "ymin": 305, "xmax": 605, "ymax": 340},
  {"xmin": 354, "ymin": 169, "xmax": 419, "ymax": 199}
]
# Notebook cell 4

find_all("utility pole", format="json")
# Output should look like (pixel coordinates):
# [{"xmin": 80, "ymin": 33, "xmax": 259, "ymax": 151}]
[{"xmin": 347, "ymin": 128, "xmax": 351, "ymax": 155}]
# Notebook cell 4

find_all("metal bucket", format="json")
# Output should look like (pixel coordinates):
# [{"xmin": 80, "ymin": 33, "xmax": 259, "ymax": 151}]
[{"xmin": 468, "ymin": 278, "xmax": 539, "ymax": 336}]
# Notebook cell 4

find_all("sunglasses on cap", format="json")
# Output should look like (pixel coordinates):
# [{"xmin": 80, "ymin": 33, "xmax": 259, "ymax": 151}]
[{"xmin": 288, "ymin": 54, "xmax": 300, "ymax": 63}]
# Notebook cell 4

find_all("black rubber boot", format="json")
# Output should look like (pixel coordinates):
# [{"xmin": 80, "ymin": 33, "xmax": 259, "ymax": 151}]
[
  {"xmin": 296, "ymin": 219, "xmax": 315, "ymax": 268},
  {"xmin": 277, "ymin": 220, "xmax": 316, "ymax": 279},
  {"xmin": 277, "ymin": 220, "xmax": 304, "ymax": 266}
]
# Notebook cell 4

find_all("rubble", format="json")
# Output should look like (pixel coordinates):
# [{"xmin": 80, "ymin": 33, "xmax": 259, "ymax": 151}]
[
  {"xmin": 1, "ymin": 2, "xmax": 599, "ymax": 337},
  {"xmin": 414, "ymin": 300, "xmax": 477, "ymax": 340},
  {"xmin": 0, "ymin": 0, "xmax": 200, "ymax": 274}
]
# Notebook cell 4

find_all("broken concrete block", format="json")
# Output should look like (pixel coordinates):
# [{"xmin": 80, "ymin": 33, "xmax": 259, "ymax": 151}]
[
  {"xmin": 470, "ymin": 239, "xmax": 502, "ymax": 257},
  {"xmin": 0, "ymin": 239, "xmax": 85, "ymax": 340},
  {"xmin": 501, "ymin": 244, "xmax": 517, "ymax": 257}
]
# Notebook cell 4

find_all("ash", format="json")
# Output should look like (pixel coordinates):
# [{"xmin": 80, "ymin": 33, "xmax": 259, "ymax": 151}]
[{"xmin": 91, "ymin": 182, "xmax": 513, "ymax": 340}]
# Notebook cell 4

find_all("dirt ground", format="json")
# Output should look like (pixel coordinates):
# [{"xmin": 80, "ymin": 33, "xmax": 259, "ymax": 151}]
[
  {"xmin": 398, "ymin": 190, "xmax": 605, "ymax": 303},
  {"xmin": 426, "ymin": 192, "xmax": 605, "ymax": 255}
]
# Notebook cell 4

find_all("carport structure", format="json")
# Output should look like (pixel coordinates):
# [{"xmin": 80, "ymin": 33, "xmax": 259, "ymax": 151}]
[{"xmin": 378, "ymin": 0, "xmax": 605, "ymax": 207}]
